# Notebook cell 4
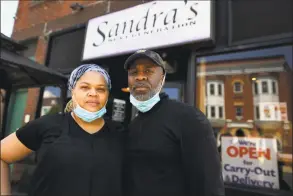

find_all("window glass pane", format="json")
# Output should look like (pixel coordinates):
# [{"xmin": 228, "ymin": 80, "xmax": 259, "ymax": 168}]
[
  {"xmin": 272, "ymin": 81, "xmax": 277, "ymax": 94},
  {"xmin": 234, "ymin": 82, "xmax": 242, "ymax": 93},
  {"xmin": 163, "ymin": 88, "xmax": 180, "ymax": 101},
  {"xmin": 219, "ymin": 106, "xmax": 223, "ymax": 118},
  {"xmin": 206, "ymin": 105, "xmax": 208, "ymax": 117},
  {"xmin": 236, "ymin": 107, "xmax": 243, "ymax": 117},
  {"xmin": 41, "ymin": 86, "xmax": 62, "ymax": 116},
  {"xmin": 211, "ymin": 106, "xmax": 215, "ymax": 118},
  {"xmin": 196, "ymin": 46, "xmax": 293, "ymax": 191},
  {"xmin": 256, "ymin": 106, "xmax": 260, "ymax": 119},
  {"xmin": 254, "ymin": 81, "xmax": 258, "ymax": 95},
  {"xmin": 262, "ymin": 81, "xmax": 268, "ymax": 93},
  {"xmin": 218, "ymin": 84, "xmax": 222, "ymax": 96},
  {"xmin": 210, "ymin": 84, "xmax": 215, "ymax": 95}
]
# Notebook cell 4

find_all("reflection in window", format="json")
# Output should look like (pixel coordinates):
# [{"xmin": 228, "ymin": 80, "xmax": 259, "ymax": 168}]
[
  {"xmin": 163, "ymin": 88, "xmax": 180, "ymax": 101},
  {"xmin": 234, "ymin": 82, "xmax": 242, "ymax": 93},
  {"xmin": 219, "ymin": 106, "xmax": 223, "ymax": 118},
  {"xmin": 196, "ymin": 46, "xmax": 293, "ymax": 191},
  {"xmin": 206, "ymin": 106, "xmax": 208, "ymax": 116},
  {"xmin": 262, "ymin": 81, "xmax": 268, "ymax": 93},
  {"xmin": 235, "ymin": 107, "xmax": 243, "ymax": 117},
  {"xmin": 41, "ymin": 86, "xmax": 62, "ymax": 116},
  {"xmin": 210, "ymin": 106, "xmax": 215, "ymax": 118},
  {"xmin": 218, "ymin": 84, "xmax": 222, "ymax": 96},
  {"xmin": 255, "ymin": 106, "xmax": 260, "ymax": 119},
  {"xmin": 207, "ymin": 81, "xmax": 224, "ymax": 96},
  {"xmin": 254, "ymin": 82, "xmax": 258, "ymax": 95},
  {"xmin": 272, "ymin": 81, "xmax": 277, "ymax": 94},
  {"xmin": 210, "ymin": 84, "xmax": 215, "ymax": 95}
]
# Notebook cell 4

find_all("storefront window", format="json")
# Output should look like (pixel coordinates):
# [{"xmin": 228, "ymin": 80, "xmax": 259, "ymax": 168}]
[
  {"xmin": 40, "ymin": 86, "xmax": 62, "ymax": 116},
  {"xmin": 196, "ymin": 45, "xmax": 293, "ymax": 191}
]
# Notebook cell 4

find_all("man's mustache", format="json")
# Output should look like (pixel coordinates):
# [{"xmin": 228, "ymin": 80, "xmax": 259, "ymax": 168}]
[{"xmin": 131, "ymin": 82, "xmax": 151, "ymax": 90}]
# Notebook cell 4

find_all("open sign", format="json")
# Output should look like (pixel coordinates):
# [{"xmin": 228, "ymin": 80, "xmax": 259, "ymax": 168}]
[
  {"xmin": 226, "ymin": 146, "xmax": 271, "ymax": 160},
  {"xmin": 221, "ymin": 137, "xmax": 279, "ymax": 189}
]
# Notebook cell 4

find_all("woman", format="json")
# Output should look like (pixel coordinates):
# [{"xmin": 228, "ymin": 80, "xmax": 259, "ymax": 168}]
[{"xmin": 1, "ymin": 64, "xmax": 125, "ymax": 196}]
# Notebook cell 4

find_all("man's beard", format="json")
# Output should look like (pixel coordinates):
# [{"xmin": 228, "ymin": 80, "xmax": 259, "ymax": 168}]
[{"xmin": 130, "ymin": 84, "xmax": 161, "ymax": 101}]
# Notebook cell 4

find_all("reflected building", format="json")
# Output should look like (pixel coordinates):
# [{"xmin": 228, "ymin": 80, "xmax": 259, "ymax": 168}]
[
  {"xmin": 40, "ymin": 87, "xmax": 63, "ymax": 116},
  {"xmin": 197, "ymin": 55, "xmax": 292, "ymax": 154}
]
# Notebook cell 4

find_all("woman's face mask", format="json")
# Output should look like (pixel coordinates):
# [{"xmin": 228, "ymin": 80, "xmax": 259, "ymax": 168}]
[{"xmin": 72, "ymin": 96, "xmax": 107, "ymax": 122}]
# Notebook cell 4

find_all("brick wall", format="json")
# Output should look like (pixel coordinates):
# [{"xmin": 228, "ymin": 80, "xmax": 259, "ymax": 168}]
[{"xmin": 14, "ymin": 0, "xmax": 104, "ymax": 32}]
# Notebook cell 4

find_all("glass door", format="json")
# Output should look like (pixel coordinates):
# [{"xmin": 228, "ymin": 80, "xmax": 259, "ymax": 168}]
[{"xmin": 163, "ymin": 82, "xmax": 184, "ymax": 102}]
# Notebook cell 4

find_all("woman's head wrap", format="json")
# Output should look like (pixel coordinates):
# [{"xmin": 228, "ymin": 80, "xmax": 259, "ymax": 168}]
[
  {"xmin": 64, "ymin": 64, "xmax": 111, "ymax": 113},
  {"xmin": 68, "ymin": 64, "xmax": 111, "ymax": 91}
]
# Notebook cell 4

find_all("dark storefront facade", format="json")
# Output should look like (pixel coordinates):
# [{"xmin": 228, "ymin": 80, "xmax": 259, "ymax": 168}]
[{"xmin": 7, "ymin": 0, "xmax": 293, "ymax": 195}]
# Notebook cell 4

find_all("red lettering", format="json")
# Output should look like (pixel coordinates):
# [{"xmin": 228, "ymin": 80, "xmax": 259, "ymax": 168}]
[
  {"xmin": 227, "ymin": 146, "xmax": 238, "ymax": 157},
  {"xmin": 226, "ymin": 146, "xmax": 271, "ymax": 160},
  {"xmin": 259, "ymin": 149, "xmax": 271, "ymax": 160},
  {"xmin": 239, "ymin": 147, "xmax": 249, "ymax": 157},
  {"xmin": 249, "ymin": 147, "xmax": 257, "ymax": 159}
]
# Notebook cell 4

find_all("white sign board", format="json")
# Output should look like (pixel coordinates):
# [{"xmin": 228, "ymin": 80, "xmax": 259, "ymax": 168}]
[
  {"xmin": 112, "ymin": 99, "xmax": 126, "ymax": 122},
  {"xmin": 222, "ymin": 137, "xmax": 279, "ymax": 189},
  {"xmin": 83, "ymin": 1, "xmax": 213, "ymax": 60},
  {"xmin": 259, "ymin": 102, "xmax": 288, "ymax": 121}
]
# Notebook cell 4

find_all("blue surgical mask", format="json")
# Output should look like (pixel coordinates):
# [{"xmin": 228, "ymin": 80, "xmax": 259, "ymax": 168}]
[
  {"xmin": 130, "ymin": 75, "xmax": 166, "ymax": 113},
  {"xmin": 130, "ymin": 91, "xmax": 161, "ymax": 113},
  {"xmin": 73, "ymin": 102, "xmax": 107, "ymax": 122}
]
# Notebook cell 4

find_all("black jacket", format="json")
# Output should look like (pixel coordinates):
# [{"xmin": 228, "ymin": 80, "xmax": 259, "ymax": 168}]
[{"xmin": 125, "ymin": 93, "xmax": 225, "ymax": 196}]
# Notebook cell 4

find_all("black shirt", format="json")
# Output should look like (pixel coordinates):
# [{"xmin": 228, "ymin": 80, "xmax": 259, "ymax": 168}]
[
  {"xmin": 125, "ymin": 93, "xmax": 225, "ymax": 196},
  {"xmin": 16, "ymin": 113, "xmax": 125, "ymax": 196}
]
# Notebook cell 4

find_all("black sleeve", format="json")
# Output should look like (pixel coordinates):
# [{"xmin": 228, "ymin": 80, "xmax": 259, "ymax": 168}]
[
  {"xmin": 15, "ymin": 115, "xmax": 53, "ymax": 151},
  {"xmin": 180, "ymin": 107, "xmax": 225, "ymax": 196}
]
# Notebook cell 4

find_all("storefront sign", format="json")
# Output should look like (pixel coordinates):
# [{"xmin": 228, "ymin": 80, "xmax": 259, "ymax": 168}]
[
  {"xmin": 259, "ymin": 102, "xmax": 288, "ymax": 121},
  {"xmin": 83, "ymin": 1, "xmax": 213, "ymax": 60},
  {"xmin": 222, "ymin": 137, "xmax": 279, "ymax": 189}
]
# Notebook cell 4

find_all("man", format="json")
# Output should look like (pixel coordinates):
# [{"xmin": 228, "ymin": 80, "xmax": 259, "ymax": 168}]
[{"xmin": 124, "ymin": 49, "xmax": 225, "ymax": 196}]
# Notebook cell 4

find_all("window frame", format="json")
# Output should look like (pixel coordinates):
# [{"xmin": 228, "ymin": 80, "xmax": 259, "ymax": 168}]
[
  {"xmin": 233, "ymin": 82, "xmax": 243, "ymax": 93},
  {"xmin": 196, "ymin": 45, "xmax": 293, "ymax": 193},
  {"xmin": 235, "ymin": 106, "xmax": 243, "ymax": 118}
]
